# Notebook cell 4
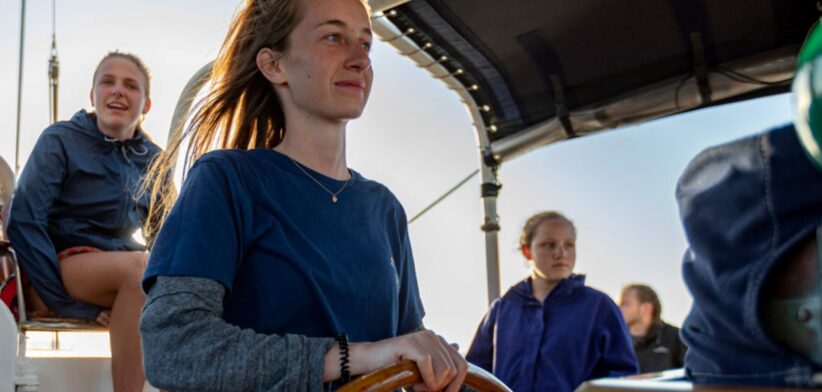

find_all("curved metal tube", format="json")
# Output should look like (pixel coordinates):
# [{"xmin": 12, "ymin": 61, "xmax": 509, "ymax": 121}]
[
  {"xmin": 372, "ymin": 11, "xmax": 503, "ymax": 304},
  {"xmin": 368, "ymin": 0, "xmax": 411, "ymax": 13},
  {"xmin": 165, "ymin": 61, "xmax": 213, "ymax": 168}
]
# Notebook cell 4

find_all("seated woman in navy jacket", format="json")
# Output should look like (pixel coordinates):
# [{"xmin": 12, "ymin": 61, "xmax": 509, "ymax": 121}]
[{"xmin": 7, "ymin": 51, "xmax": 159, "ymax": 391}]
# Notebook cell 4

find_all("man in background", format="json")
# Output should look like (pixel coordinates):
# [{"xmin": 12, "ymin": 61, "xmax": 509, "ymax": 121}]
[{"xmin": 619, "ymin": 284, "xmax": 686, "ymax": 373}]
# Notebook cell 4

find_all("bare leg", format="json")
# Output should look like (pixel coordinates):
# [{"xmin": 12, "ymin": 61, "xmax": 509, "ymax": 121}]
[{"xmin": 60, "ymin": 251, "xmax": 147, "ymax": 392}]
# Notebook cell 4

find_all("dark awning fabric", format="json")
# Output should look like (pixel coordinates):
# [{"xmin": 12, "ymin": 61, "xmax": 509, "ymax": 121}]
[{"xmin": 387, "ymin": 0, "xmax": 819, "ymax": 142}]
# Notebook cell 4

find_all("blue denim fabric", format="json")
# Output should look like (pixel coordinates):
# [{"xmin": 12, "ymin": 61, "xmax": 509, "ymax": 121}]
[{"xmin": 676, "ymin": 124, "xmax": 822, "ymax": 387}]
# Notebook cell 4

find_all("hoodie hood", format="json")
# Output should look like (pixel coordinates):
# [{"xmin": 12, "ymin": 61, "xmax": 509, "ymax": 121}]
[
  {"xmin": 68, "ymin": 110, "xmax": 155, "ymax": 156},
  {"xmin": 466, "ymin": 272, "xmax": 637, "ymax": 391},
  {"xmin": 506, "ymin": 274, "xmax": 587, "ymax": 303},
  {"xmin": 676, "ymin": 124, "xmax": 822, "ymax": 387}
]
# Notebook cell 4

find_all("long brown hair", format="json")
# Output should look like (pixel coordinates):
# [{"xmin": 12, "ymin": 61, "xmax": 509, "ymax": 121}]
[{"xmin": 142, "ymin": 0, "xmax": 303, "ymax": 245}]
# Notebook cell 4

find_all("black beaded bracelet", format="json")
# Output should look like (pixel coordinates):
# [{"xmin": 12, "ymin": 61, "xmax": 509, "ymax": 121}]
[{"xmin": 336, "ymin": 334, "xmax": 351, "ymax": 384}]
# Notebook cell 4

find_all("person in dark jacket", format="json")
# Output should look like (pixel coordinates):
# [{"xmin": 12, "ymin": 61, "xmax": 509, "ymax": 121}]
[
  {"xmin": 676, "ymin": 21, "xmax": 822, "ymax": 388},
  {"xmin": 677, "ymin": 124, "xmax": 822, "ymax": 388},
  {"xmin": 466, "ymin": 211, "xmax": 638, "ymax": 392},
  {"xmin": 7, "ymin": 51, "xmax": 159, "ymax": 391},
  {"xmin": 619, "ymin": 284, "xmax": 686, "ymax": 373}
]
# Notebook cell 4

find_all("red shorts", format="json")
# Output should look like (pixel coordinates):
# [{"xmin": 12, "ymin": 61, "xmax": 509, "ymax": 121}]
[
  {"xmin": 57, "ymin": 246, "xmax": 102, "ymax": 261},
  {"xmin": 1, "ymin": 246, "xmax": 103, "ymax": 320}
]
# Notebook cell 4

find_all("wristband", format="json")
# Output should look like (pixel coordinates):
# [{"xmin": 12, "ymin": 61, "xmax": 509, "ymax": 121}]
[{"xmin": 336, "ymin": 334, "xmax": 351, "ymax": 384}]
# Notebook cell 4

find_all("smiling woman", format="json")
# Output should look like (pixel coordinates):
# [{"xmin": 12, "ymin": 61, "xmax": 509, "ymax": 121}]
[
  {"xmin": 254, "ymin": 3, "xmax": 374, "ymax": 125},
  {"xmin": 138, "ymin": 0, "xmax": 469, "ymax": 391},
  {"xmin": 90, "ymin": 53, "xmax": 152, "ymax": 141},
  {"xmin": 6, "ymin": 51, "xmax": 160, "ymax": 391}
]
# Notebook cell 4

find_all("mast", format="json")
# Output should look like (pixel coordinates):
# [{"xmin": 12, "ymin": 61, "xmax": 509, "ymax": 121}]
[
  {"xmin": 48, "ymin": 0, "xmax": 59, "ymax": 124},
  {"xmin": 14, "ymin": 0, "xmax": 26, "ymax": 175}
]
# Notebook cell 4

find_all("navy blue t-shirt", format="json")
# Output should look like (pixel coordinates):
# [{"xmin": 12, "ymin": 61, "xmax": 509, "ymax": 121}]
[{"xmin": 143, "ymin": 149, "xmax": 425, "ymax": 342}]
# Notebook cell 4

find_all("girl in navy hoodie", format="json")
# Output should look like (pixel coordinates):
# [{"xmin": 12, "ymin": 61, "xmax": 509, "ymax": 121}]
[{"xmin": 466, "ymin": 211, "xmax": 638, "ymax": 392}]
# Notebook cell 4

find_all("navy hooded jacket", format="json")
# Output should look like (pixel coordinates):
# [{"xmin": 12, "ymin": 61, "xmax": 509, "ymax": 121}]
[
  {"xmin": 677, "ymin": 124, "xmax": 822, "ymax": 387},
  {"xmin": 7, "ymin": 110, "xmax": 161, "ymax": 320},
  {"xmin": 466, "ymin": 275, "xmax": 638, "ymax": 392}
]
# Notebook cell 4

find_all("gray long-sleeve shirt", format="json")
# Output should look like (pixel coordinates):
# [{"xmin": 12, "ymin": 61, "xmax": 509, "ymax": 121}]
[{"xmin": 140, "ymin": 276, "xmax": 335, "ymax": 391}]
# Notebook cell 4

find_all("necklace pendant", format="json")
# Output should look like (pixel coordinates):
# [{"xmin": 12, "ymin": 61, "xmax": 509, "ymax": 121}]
[{"xmin": 332, "ymin": 195, "xmax": 338, "ymax": 203}]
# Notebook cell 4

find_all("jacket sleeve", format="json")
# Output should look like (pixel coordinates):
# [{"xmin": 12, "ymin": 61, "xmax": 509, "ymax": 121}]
[
  {"xmin": 591, "ymin": 298, "xmax": 639, "ymax": 378},
  {"xmin": 6, "ymin": 130, "xmax": 102, "ymax": 320},
  {"xmin": 141, "ymin": 276, "xmax": 335, "ymax": 392},
  {"xmin": 465, "ymin": 299, "xmax": 500, "ymax": 373}
]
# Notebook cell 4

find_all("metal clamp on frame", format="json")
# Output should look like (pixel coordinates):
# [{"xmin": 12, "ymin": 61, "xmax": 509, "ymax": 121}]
[
  {"xmin": 482, "ymin": 146, "xmax": 501, "ymax": 169},
  {"xmin": 480, "ymin": 182, "xmax": 501, "ymax": 233},
  {"xmin": 550, "ymin": 74, "xmax": 576, "ymax": 139},
  {"xmin": 690, "ymin": 32, "xmax": 712, "ymax": 105}
]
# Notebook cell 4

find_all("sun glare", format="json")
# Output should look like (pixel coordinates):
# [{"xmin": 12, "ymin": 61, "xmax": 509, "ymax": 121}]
[{"xmin": 25, "ymin": 331, "xmax": 111, "ymax": 358}]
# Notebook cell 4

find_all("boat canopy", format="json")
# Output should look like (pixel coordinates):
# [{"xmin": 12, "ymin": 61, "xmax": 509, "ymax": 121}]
[
  {"xmin": 364, "ymin": 0, "xmax": 820, "ymax": 301},
  {"xmin": 371, "ymin": 0, "xmax": 818, "ymax": 163}
]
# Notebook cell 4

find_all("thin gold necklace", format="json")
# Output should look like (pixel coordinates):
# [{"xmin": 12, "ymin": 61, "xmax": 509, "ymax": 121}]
[{"xmin": 288, "ymin": 156, "xmax": 350, "ymax": 203}]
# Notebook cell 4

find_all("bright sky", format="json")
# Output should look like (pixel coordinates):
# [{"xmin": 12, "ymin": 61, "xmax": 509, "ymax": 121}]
[{"xmin": 0, "ymin": 0, "xmax": 794, "ymax": 353}]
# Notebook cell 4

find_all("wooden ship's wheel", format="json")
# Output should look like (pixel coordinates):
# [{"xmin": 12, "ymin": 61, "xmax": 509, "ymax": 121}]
[{"xmin": 337, "ymin": 360, "xmax": 511, "ymax": 392}]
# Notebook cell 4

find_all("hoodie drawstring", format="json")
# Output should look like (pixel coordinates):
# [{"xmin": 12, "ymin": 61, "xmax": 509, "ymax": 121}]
[{"xmin": 104, "ymin": 136, "xmax": 148, "ymax": 165}]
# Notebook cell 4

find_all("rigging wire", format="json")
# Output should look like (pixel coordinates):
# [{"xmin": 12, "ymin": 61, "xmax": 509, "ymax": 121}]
[
  {"xmin": 712, "ymin": 66, "xmax": 791, "ymax": 87},
  {"xmin": 48, "ymin": 0, "xmax": 60, "ymax": 124},
  {"xmin": 408, "ymin": 169, "xmax": 479, "ymax": 225},
  {"xmin": 14, "ymin": 0, "xmax": 27, "ymax": 175},
  {"xmin": 672, "ymin": 73, "xmax": 692, "ymax": 110}
]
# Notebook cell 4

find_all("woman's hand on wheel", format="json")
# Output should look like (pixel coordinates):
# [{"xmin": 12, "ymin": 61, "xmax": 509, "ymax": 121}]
[
  {"xmin": 410, "ymin": 334, "xmax": 468, "ymax": 392},
  {"xmin": 358, "ymin": 330, "xmax": 468, "ymax": 392}
]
